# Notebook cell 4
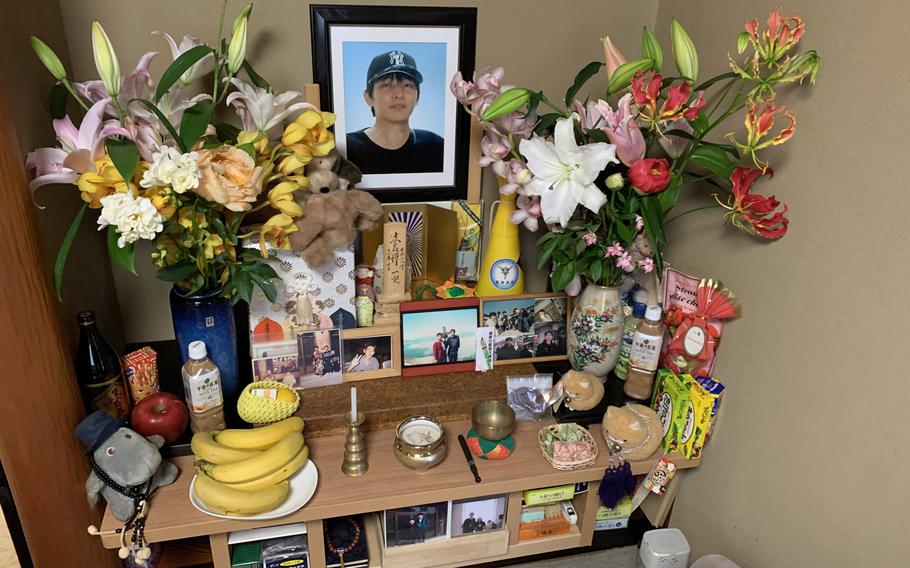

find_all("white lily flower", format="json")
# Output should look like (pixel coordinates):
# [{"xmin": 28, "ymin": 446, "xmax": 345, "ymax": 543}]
[
  {"xmin": 518, "ymin": 114, "xmax": 618, "ymax": 227},
  {"xmin": 226, "ymin": 78, "xmax": 315, "ymax": 139},
  {"xmin": 154, "ymin": 32, "xmax": 215, "ymax": 86}
]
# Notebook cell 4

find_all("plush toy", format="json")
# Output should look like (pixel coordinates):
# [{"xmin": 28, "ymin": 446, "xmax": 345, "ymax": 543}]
[
  {"xmin": 601, "ymin": 403, "xmax": 661, "ymax": 461},
  {"xmin": 290, "ymin": 190, "xmax": 383, "ymax": 268},
  {"xmin": 302, "ymin": 149, "xmax": 363, "ymax": 196},
  {"xmin": 77, "ymin": 411, "xmax": 178, "ymax": 564},
  {"xmin": 354, "ymin": 264, "xmax": 377, "ymax": 301},
  {"xmin": 561, "ymin": 370, "xmax": 605, "ymax": 411}
]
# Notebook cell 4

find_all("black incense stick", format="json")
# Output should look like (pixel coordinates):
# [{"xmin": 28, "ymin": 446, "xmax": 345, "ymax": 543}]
[{"xmin": 457, "ymin": 434, "xmax": 481, "ymax": 483}]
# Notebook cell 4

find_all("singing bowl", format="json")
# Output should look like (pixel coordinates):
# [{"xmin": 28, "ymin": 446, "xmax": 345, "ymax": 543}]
[{"xmin": 472, "ymin": 400, "xmax": 516, "ymax": 441}]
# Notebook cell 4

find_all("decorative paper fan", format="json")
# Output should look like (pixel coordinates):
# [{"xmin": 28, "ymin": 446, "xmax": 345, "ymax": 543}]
[{"xmin": 387, "ymin": 210, "xmax": 425, "ymax": 278}]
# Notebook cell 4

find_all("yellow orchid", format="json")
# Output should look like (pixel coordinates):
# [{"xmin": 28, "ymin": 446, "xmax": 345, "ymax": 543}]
[
  {"xmin": 281, "ymin": 110, "xmax": 336, "ymax": 166},
  {"xmin": 143, "ymin": 186, "xmax": 177, "ymax": 220},
  {"xmin": 151, "ymin": 235, "xmax": 181, "ymax": 267},
  {"xmin": 277, "ymin": 153, "xmax": 309, "ymax": 176},
  {"xmin": 202, "ymin": 233, "xmax": 227, "ymax": 259},
  {"xmin": 267, "ymin": 181, "xmax": 304, "ymax": 217},
  {"xmin": 258, "ymin": 213, "xmax": 298, "ymax": 256},
  {"xmin": 76, "ymin": 155, "xmax": 129, "ymax": 208},
  {"xmin": 177, "ymin": 205, "xmax": 209, "ymax": 239},
  {"xmin": 237, "ymin": 130, "xmax": 271, "ymax": 158}
]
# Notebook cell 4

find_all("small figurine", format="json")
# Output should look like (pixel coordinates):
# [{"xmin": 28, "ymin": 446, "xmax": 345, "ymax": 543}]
[{"xmin": 354, "ymin": 264, "xmax": 377, "ymax": 301}]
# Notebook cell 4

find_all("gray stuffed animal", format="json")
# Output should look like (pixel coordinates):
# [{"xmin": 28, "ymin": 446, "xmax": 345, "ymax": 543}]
[{"xmin": 77, "ymin": 411, "xmax": 179, "ymax": 521}]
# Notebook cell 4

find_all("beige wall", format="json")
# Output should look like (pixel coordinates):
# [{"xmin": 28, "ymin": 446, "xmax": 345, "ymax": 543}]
[
  {"xmin": 57, "ymin": 0, "xmax": 658, "ymax": 341},
  {"xmin": 653, "ymin": 1, "xmax": 909, "ymax": 566}
]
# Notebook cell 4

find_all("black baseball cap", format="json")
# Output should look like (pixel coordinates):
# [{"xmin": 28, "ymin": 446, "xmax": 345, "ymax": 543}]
[{"xmin": 366, "ymin": 50, "xmax": 423, "ymax": 88}]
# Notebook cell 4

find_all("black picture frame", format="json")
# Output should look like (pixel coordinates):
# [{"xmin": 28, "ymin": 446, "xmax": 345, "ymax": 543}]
[{"xmin": 311, "ymin": 5, "xmax": 477, "ymax": 203}]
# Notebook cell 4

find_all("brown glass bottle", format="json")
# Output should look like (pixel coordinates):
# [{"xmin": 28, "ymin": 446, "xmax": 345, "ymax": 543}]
[{"xmin": 74, "ymin": 311, "xmax": 130, "ymax": 418}]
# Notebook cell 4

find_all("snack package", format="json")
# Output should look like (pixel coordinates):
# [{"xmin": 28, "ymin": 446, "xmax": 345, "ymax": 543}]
[
  {"xmin": 261, "ymin": 535, "xmax": 308, "ymax": 568},
  {"xmin": 507, "ymin": 374, "xmax": 554, "ymax": 420},
  {"xmin": 121, "ymin": 347, "xmax": 159, "ymax": 403},
  {"xmin": 643, "ymin": 457, "xmax": 678, "ymax": 495},
  {"xmin": 696, "ymin": 376, "xmax": 726, "ymax": 436},
  {"xmin": 652, "ymin": 371, "xmax": 693, "ymax": 452},
  {"xmin": 453, "ymin": 200, "xmax": 483, "ymax": 283},
  {"xmin": 661, "ymin": 268, "xmax": 740, "ymax": 377}
]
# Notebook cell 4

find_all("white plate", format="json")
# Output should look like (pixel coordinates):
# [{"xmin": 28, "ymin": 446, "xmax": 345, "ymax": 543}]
[{"xmin": 189, "ymin": 460, "xmax": 319, "ymax": 520}]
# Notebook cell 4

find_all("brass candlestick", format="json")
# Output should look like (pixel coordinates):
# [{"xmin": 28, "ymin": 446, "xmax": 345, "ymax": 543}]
[{"xmin": 341, "ymin": 412, "xmax": 368, "ymax": 477}]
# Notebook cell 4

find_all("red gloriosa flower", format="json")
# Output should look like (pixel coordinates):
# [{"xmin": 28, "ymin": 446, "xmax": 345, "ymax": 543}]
[{"xmin": 717, "ymin": 166, "xmax": 789, "ymax": 238}]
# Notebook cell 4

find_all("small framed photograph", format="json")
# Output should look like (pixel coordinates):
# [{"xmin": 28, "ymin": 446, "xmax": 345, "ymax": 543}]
[
  {"xmin": 311, "ymin": 5, "xmax": 477, "ymax": 203},
  {"xmin": 294, "ymin": 329, "xmax": 344, "ymax": 389},
  {"xmin": 399, "ymin": 298, "xmax": 480, "ymax": 376},
  {"xmin": 341, "ymin": 326, "xmax": 401, "ymax": 381},
  {"xmin": 450, "ymin": 495, "xmax": 507, "ymax": 537},
  {"xmin": 480, "ymin": 293, "xmax": 570, "ymax": 366},
  {"xmin": 383, "ymin": 502, "xmax": 449, "ymax": 547}
]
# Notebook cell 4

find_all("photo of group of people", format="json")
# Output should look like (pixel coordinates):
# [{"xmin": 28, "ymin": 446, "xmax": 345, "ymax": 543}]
[
  {"xmin": 297, "ymin": 329, "xmax": 343, "ymax": 388},
  {"xmin": 400, "ymin": 303, "xmax": 477, "ymax": 369},
  {"xmin": 383, "ymin": 496, "xmax": 506, "ymax": 547},
  {"xmin": 451, "ymin": 495, "xmax": 506, "ymax": 538},
  {"xmin": 483, "ymin": 296, "xmax": 569, "ymax": 363}
]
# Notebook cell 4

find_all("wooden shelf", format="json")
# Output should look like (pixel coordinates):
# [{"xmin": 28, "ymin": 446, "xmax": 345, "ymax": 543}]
[{"xmin": 100, "ymin": 417, "xmax": 698, "ymax": 549}]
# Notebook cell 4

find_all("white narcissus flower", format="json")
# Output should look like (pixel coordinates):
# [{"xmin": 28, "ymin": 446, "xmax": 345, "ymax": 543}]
[
  {"xmin": 97, "ymin": 193, "xmax": 164, "ymax": 247},
  {"xmin": 140, "ymin": 147, "xmax": 199, "ymax": 193},
  {"xmin": 518, "ymin": 114, "xmax": 618, "ymax": 227}
]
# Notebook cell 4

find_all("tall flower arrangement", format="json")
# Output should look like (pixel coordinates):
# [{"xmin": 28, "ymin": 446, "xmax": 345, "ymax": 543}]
[
  {"xmin": 452, "ymin": 9, "xmax": 819, "ymax": 296},
  {"xmin": 27, "ymin": 2, "xmax": 333, "ymax": 303}
]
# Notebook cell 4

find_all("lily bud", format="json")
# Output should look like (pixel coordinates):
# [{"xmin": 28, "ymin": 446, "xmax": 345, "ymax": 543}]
[
  {"xmin": 480, "ymin": 88, "xmax": 531, "ymax": 122},
  {"xmin": 670, "ymin": 18, "xmax": 699, "ymax": 82},
  {"xmin": 737, "ymin": 31, "xmax": 751, "ymax": 54},
  {"xmin": 30, "ymin": 36, "xmax": 67, "ymax": 81},
  {"xmin": 605, "ymin": 173, "xmax": 624, "ymax": 190},
  {"xmin": 607, "ymin": 58, "xmax": 652, "ymax": 95},
  {"xmin": 601, "ymin": 36, "xmax": 628, "ymax": 79},
  {"xmin": 227, "ymin": 11, "xmax": 249, "ymax": 75},
  {"xmin": 91, "ymin": 21, "xmax": 121, "ymax": 97},
  {"xmin": 641, "ymin": 27, "xmax": 663, "ymax": 72}
]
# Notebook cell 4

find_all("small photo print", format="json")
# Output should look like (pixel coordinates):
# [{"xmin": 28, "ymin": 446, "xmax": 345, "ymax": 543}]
[
  {"xmin": 251, "ymin": 352, "xmax": 302, "ymax": 388},
  {"xmin": 482, "ymin": 298, "xmax": 535, "ymax": 335},
  {"xmin": 401, "ymin": 307, "xmax": 477, "ymax": 367},
  {"xmin": 252, "ymin": 340, "xmax": 298, "ymax": 360},
  {"xmin": 296, "ymin": 329, "xmax": 343, "ymax": 388},
  {"xmin": 383, "ymin": 502, "xmax": 449, "ymax": 547},
  {"xmin": 451, "ymin": 495, "xmax": 507, "ymax": 537},
  {"xmin": 343, "ymin": 335, "xmax": 394, "ymax": 374}
]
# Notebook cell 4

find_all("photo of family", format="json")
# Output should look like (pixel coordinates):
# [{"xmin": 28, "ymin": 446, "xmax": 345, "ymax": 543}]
[
  {"xmin": 482, "ymin": 295, "xmax": 569, "ymax": 364},
  {"xmin": 295, "ymin": 329, "xmax": 343, "ymax": 388},
  {"xmin": 383, "ymin": 503, "xmax": 449, "ymax": 547},
  {"xmin": 451, "ymin": 495, "xmax": 507, "ymax": 537},
  {"xmin": 400, "ymin": 300, "xmax": 478, "ymax": 372}
]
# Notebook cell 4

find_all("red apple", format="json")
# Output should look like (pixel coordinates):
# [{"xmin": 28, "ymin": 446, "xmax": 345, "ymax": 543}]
[{"xmin": 130, "ymin": 392, "xmax": 189, "ymax": 445}]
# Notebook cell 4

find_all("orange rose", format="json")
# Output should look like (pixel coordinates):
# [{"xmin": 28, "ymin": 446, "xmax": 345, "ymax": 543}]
[{"xmin": 194, "ymin": 146, "xmax": 265, "ymax": 212}]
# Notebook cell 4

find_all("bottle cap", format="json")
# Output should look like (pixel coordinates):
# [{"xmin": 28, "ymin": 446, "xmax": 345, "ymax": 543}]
[
  {"xmin": 77, "ymin": 311, "xmax": 96, "ymax": 325},
  {"xmin": 632, "ymin": 302, "xmax": 647, "ymax": 318},
  {"xmin": 188, "ymin": 341, "xmax": 207, "ymax": 359},
  {"xmin": 645, "ymin": 305, "xmax": 662, "ymax": 321}
]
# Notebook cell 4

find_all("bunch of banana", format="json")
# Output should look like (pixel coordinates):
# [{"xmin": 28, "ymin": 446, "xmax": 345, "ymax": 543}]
[{"xmin": 191, "ymin": 417, "xmax": 310, "ymax": 516}]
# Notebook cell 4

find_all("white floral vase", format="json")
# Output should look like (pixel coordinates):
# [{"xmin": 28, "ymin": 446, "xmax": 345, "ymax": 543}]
[{"xmin": 567, "ymin": 283, "xmax": 625, "ymax": 377}]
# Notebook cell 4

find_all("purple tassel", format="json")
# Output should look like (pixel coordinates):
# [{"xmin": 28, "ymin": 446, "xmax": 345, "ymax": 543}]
[{"xmin": 599, "ymin": 461, "xmax": 636, "ymax": 509}]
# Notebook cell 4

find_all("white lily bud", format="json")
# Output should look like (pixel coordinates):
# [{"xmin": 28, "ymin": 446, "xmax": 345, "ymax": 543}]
[
  {"xmin": 670, "ymin": 19, "xmax": 699, "ymax": 82},
  {"xmin": 227, "ymin": 12, "xmax": 249, "ymax": 75},
  {"xmin": 91, "ymin": 21, "xmax": 121, "ymax": 97},
  {"xmin": 31, "ymin": 36, "xmax": 67, "ymax": 81},
  {"xmin": 606, "ymin": 173, "xmax": 624, "ymax": 190}
]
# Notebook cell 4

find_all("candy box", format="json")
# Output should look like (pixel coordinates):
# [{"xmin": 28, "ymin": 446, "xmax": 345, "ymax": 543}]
[
  {"xmin": 652, "ymin": 372, "xmax": 693, "ymax": 452},
  {"xmin": 695, "ymin": 376, "xmax": 726, "ymax": 436},
  {"xmin": 651, "ymin": 368, "xmax": 676, "ymax": 409},
  {"xmin": 679, "ymin": 377, "xmax": 725, "ymax": 459}
]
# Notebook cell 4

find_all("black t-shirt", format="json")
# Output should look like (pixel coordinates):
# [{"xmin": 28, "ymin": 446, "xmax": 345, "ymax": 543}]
[{"xmin": 346, "ymin": 128, "xmax": 444, "ymax": 174}]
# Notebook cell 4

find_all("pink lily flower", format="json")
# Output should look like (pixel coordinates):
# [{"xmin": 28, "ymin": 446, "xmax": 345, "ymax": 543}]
[
  {"xmin": 602, "ymin": 36, "xmax": 628, "ymax": 78},
  {"xmin": 450, "ymin": 71, "xmax": 480, "ymax": 106},
  {"xmin": 595, "ymin": 94, "xmax": 646, "ymax": 166},
  {"xmin": 477, "ymin": 133, "xmax": 512, "ymax": 166},
  {"xmin": 510, "ymin": 194, "xmax": 542, "ymax": 232},
  {"xmin": 154, "ymin": 32, "xmax": 214, "ymax": 86},
  {"xmin": 26, "ymin": 97, "xmax": 131, "ymax": 196},
  {"xmin": 75, "ymin": 52, "xmax": 159, "ymax": 117},
  {"xmin": 227, "ymin": 78, "xmax": 314, "ymax": 141},
  {"xmin": 572, "ymin": 100, "xmax": 604, "ymax": 130},
  {"xmin": 500, "ymin": 159, "xmax": 532, "ymax": 195}
]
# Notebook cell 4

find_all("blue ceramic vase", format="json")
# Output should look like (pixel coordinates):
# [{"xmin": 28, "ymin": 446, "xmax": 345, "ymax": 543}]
[{"xmin": 169, "ymin": 287, "xmax": 240, "ymax": 401}]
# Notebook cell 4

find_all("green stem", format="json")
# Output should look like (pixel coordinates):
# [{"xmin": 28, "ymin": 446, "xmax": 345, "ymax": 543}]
[
  {"xmin": 664, "ymin": 204, "xmax": 721, "ymax": 225},
  {"xmin": 706, "ymin": 78, "xmax": 737, "ymax": 121},
  {"xmin": 62, "ymin": 79, "xmax": 90, "ymax": 111},
  {"xmin": 539, "ymin": 94, "xmax": 569, "ymax": 117},
  {"xmin": 212, "ymin": 0, "xmax": 229, "ymax": 102}
]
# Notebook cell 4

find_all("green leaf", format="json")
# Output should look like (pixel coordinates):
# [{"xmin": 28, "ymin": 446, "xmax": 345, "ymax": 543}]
[
  {"xmin": 106, "ymin": 226, "xmax": 136, "ymax": 274},
  {"xmin": 526, "ymin": 91, "xmax": 543, "ymax": 118},
  {"xmin": 156, "ymin": 260, "xmax": 197, "ymax": 283},
  {"xmin": 564, "ymin": 61, "xmax": 604, "ymax": 107},
  {"xmin": 614, "ymin": 219, "xmax": 635, "ymax": 243},
  {"xmin": 690, "ymin": 145, "xmax": 734, "ymax": 178},
  {"xmin": 234, "ymin": 269, "xmax": 253, "ymax": 304},
  {"xmin": 250, "ymin": 272, "xmax": 277, "ymax": 303},
  {"xmin": 538, "ymin": 237, "xmax": 560, "ymax": 269},
  {"xmin": 242, "ymin": 59, "xmax": 270, "ymax": 90},
  {"xmin": 608, "ymin": 58, "xmax": 653, "ymax": 95},
  {"xmin": 534, "ymin": 113, "xmax": 561, "ymax": 136},
  {"xmin": 694, "ymin": 71, "xmax": 737, "ymax": 92},
  {"xmin": 551, "ymin": 261, "xmax": 576, "ymax": 292},
  {"xmin": 641, "ymin": 26, "xmax": 663, "ymax": 71},
  {"xmin": 480, "ymin": 88, "xmax": 531, "ymax": 121},
  {"xmin": 179, "ymin": 100, "xmax": 215, "ymax": 150},
  {"xmin": 640, "ymin": 195, "xmax": 667, "ymax": 248},
  {"xmin": 105, "ymin": 137, "xmax": 138, "ymax": 184},
  {"xmin": 590, "ymin": 258, "xmax": 603, "ymax": 284},
  {"xmin": 49, "ymin": 83, "xmax": 68, "ymax": 119},
  {"xmin": 657, "ymin": 175, "xmax": 683, "ymax": 213},
  {"xmin": 131, "ymin": 98, "xmax": 187, "ymax": 152},
  {"xmin": 53, "ymin": 203, "xmax": 87, "ymax": 300},
  {"xmin": 155, "ymin": 45, "xmax": 214, "ymax": 102},
  {"xmin": 236, "ymin": 142, "xmax": 256, "ymax": 160},
  {"xmin": 214, "ymin": 122, "xmax": 241, "ymax": 143},
  {"xmin": 688, "ymin": 114, "xmax": 709, "ymax": 136},
  {"xmin": 575, "ymin": 239, "xmax": 587, "ymax": 256}
]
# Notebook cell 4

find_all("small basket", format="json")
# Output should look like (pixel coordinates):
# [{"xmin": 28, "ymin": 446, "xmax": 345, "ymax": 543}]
[
  {"xmin": 537, "ymin": 423, "xmax": 599, "ymax": 471},
  {"xmin": 237, "ymin": 381, "xmax": 300, "ymax": 424}
]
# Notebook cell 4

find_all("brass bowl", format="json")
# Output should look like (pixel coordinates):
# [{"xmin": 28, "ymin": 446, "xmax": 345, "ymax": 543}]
[
  {"xmin": 472, "ymin": 400, "xmax": 516, "ymax": 441},
  {"xmin": 393, "ymin": 416, "xmax": 448, "ymax": 472}
]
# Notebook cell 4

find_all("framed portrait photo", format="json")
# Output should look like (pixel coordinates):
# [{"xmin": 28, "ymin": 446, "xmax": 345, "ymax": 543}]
[
  {"xmin": 311, "ymin": 5, "xmax": 477, "ymax": 202},
  {"xmin": 399, "ymin": 298, "xmax": 480, "ymax": 376},
  {"xmin": 294, "ymin": 328, "xmax": 344, "ymax": 389},
  {"xmin": 341, "ymin": 325, "xmax": 401, "ymax": 381},
  {"xmin": 479, "ymin": 293, "xmax": 571, "ymax": 366},
  {"xmin": 383, "ymin": 502, "xmax": 450, "ymax": 547},
  {"xmin": 450, "ymin": 495, "xmax": 507, "ymax": 537}
]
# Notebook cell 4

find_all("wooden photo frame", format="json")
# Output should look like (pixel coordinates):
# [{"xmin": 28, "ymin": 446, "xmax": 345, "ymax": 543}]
[
  {"xmin": 399, "ymin": 297, "xmax": 480, "ymax": 376},
  {"xmin": 479, "ymin": 293, "xmax": 570, "ymax": 366},
  {"xmin": 311, "ymin": 5, "xmax": 477, "ymax": 203},
  {"xmin": 341, "ymin": 325, "xmax": 402, "ymax": 382}
]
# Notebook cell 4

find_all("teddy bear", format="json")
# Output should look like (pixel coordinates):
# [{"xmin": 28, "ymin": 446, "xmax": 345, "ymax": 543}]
[
  {"xmin": 561, "ymin": 370, "xmax": 605, "ymax": 411},
  {"xmin": 289, "ymin": 150, "xmax": 383, "ymax": 267},
  {"xmin": 601, "ymin": 403, "xmax": 661, "ymax": 461}
]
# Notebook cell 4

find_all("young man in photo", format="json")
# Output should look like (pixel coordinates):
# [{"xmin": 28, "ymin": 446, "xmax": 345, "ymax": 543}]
[
  {"xmin": 461, "ymin": 512, "xmax": 477, "ymax": 534},
  {"xmin": 515, "ymin": 337, "xmax": 533, "ymax": 359},
  {"xmin": 496, "ymin": 337, "xmax": 519, "ymax": 360},
  {"xmin": 346, "ymin": 50, "xmax": 444, "ymax": 174},
  {"xmin": 432, "ymin": 332, "xmax": 446, "ymax": 363},
  {"xmin": 446, "ymin": 329, "xmax": 461, "ymax": 362},
  {"xmin": 346, "ymin": 343, "xmax": 380, "ymax": 372},
  {"xmin": 535, "ymin": 330, "xmax": 562, "ymax": 357}
]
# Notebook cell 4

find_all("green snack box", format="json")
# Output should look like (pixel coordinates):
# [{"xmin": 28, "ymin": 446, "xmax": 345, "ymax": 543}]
[
  {"xmin": 231, "ymin": 541, "xmax": 261, "ymax": 568},
  {"xmin": 653, "ymin": 372, "xmax": 693, "ymax": 452},
  {"xmin": 680, "ymin": 376, "xmax": 726, "ymax": 459},
  {"xmin": 523, "ymin": 484, "xmax": 576, "ymax": 506},
  {"xmin": 651, "ymin": 369, "xmax": 677, "ymax": 408}
]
